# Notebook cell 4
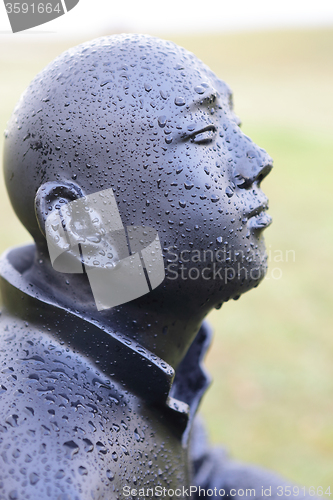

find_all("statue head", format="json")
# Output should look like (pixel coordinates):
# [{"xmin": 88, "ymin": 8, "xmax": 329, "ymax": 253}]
[{"xmin": 3, "ymin": 34, "xmax": 273, "ymax": 366}]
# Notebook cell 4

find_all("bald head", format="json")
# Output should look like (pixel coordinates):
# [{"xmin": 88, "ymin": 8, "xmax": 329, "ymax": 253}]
[
  {"xmin": 4, "ymin": 34, "xmax": 273, "ymax": 308},
  {"xmin": 3, "ymin": 34, "xmax": 228, "ymax": 243}
]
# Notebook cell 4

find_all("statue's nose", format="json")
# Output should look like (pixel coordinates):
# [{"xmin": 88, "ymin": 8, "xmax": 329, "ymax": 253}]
[{"xmin": 233, "ymin": 145, "xmax": 273, "ymax": 189}]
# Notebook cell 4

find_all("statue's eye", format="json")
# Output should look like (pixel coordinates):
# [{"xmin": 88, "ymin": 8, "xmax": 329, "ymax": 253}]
[{"xmin": 190, "ymin": 125, "xmax": 217, "ymax": 144}]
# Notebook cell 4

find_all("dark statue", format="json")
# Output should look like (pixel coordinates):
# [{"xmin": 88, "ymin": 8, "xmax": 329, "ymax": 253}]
[{"xmin": 0, "ymin": 34, "xmax": 315, "ymax": 500}]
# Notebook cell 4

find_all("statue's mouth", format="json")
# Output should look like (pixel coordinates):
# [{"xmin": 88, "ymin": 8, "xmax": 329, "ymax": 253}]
[
  {"xmin": 247, "ymin": 203, "xmax": 272, "ymax": 229},
  {"xmin": 248, "ymin": 211, "xmax": 272, "ymax": 229}
]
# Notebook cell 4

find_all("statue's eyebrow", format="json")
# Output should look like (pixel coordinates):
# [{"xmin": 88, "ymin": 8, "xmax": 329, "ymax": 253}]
[{"xmin": 186, "ymin": 89, "xmax": 219, "ymax": 111}]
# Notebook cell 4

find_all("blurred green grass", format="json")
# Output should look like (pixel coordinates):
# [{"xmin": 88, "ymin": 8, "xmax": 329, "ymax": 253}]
[{"xmin": 1, "ymin": 28, "xmax": 333, "ymax": 488}]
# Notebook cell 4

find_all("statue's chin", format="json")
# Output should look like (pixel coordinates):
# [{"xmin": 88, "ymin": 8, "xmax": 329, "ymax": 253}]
[
  {"xmin": 239, "ymin": 251, "xmax": 269, "ymax": 296},
  {"xmin": 217, "ymin": 249, "xmax": 269, "ymax": 304}
]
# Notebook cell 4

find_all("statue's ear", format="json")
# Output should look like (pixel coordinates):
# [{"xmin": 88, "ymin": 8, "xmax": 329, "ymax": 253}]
[
  {"xmin": 34, "ymin": 181, "xmax": 85, "ymax": 238},
  {"xmin": 34, "ymin": 181, "xmax": 87, "ymax": 274}
]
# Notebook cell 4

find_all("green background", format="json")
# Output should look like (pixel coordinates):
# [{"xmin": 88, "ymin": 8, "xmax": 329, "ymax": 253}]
[{"xmin": 1, "ymin": 28, "xmax": 332, "ymax": 489}]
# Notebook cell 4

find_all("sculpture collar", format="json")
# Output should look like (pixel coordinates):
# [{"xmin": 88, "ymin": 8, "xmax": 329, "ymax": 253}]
[{"xmin": 0, "ymin": 244, "xmax": 212, "ymax": 441}]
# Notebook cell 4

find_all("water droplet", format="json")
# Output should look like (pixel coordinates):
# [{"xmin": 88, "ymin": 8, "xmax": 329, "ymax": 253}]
[
  {"xmin": 95, "ymin": 441, "xmax": 107, "ymax": 454},
  {"xmin": 194, "ymin": 85, "xmax": 205, "ymax": 94},
  {"xmin": 144, "ymin": 82, "xmax": 152, "ymax": 92},
  {"xmin": 211, "ymin": 195, "xmax": 220, "ymax": 203},
  {"xmin": 63, "ymin": 440, "xmax": 79, "ymax": 459},
  {"xmin": 226, "ymin": 186, "xmax": 234, "ymax": 198},
  {"xmin": 158, "ymin": 116, "xmax": 167, "ymax": 128},
  {"xmin": 121, "ymin": 444, "xmax": 129, "ymax": 455},
  {"xmin": 78, "ymin": 466, "xmax": 88, "ymax": 476},
  {"xmin": 107, "ymin": 470, "xmax": 115, "ymax": 481},
  {"xmin": 216, "ymin": 236, "xmax": 223, "ymax": 244},
  {"xmin": 100, "ymin": 80, "xmax": 112, "ymax": 87},
  {"xmin": 6, "ymin": 414, "xmax": 18, "ymax": 427},
  {"xmin": 29, "ymin": 472, "xmax": 40, "ymax": 485},
  {"xmin": 179, "ymin": 200, "xmax": 186, "ymax": 208},
  {"xmin": 246, "ymin": 150, "xmax": 257, "ymax": 159},
  {"xmin": 174, "ymin": 96, "xmax": 185, "ymax": 106},
  {"xmin": 88, "ymin": 421, "xmax": 97, "ymax": 432},
  {"xmin": 55, "ymin": 470, "xmax": 65, "ymax": 479}
]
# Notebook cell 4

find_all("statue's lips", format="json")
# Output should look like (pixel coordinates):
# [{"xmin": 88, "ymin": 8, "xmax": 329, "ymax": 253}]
[
  {"xmin": 247, "ymin": 204, "xmax": 272, "ymax": 229},
  {"xmin": 248, "ymin": 211, "xmax": 272, "ymax": 229}
]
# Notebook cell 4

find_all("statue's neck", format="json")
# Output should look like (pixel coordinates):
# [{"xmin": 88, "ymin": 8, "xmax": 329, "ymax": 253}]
[{"xmin": 23, "ymin": 245, "xmax": 210, "ymax": 370}]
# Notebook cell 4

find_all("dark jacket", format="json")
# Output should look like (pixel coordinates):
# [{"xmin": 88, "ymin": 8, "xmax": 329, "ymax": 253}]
[{"xmin": 0, "ymin": 245, "xmax": 316, "ymax": 500}]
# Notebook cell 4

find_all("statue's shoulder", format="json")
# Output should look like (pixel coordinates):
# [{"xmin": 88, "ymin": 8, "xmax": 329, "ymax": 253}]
[
  {"xmin": 0, "ymin": 317, "xmax": 189, "ymax": 499},
  {"xmin": 0, "ymin": 319, "xmax": 119, "ymax": 494}
]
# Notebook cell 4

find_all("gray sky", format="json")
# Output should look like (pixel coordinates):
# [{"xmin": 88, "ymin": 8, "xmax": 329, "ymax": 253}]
[{"xmin": 1, "ymin": 0, "xmax": 333, "ymax": 36}]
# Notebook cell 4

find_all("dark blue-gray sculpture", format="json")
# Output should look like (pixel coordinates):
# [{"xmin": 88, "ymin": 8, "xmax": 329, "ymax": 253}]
[{"xmin": 0, "ymin": 34, "xmax": 314, "ymax": 500}]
